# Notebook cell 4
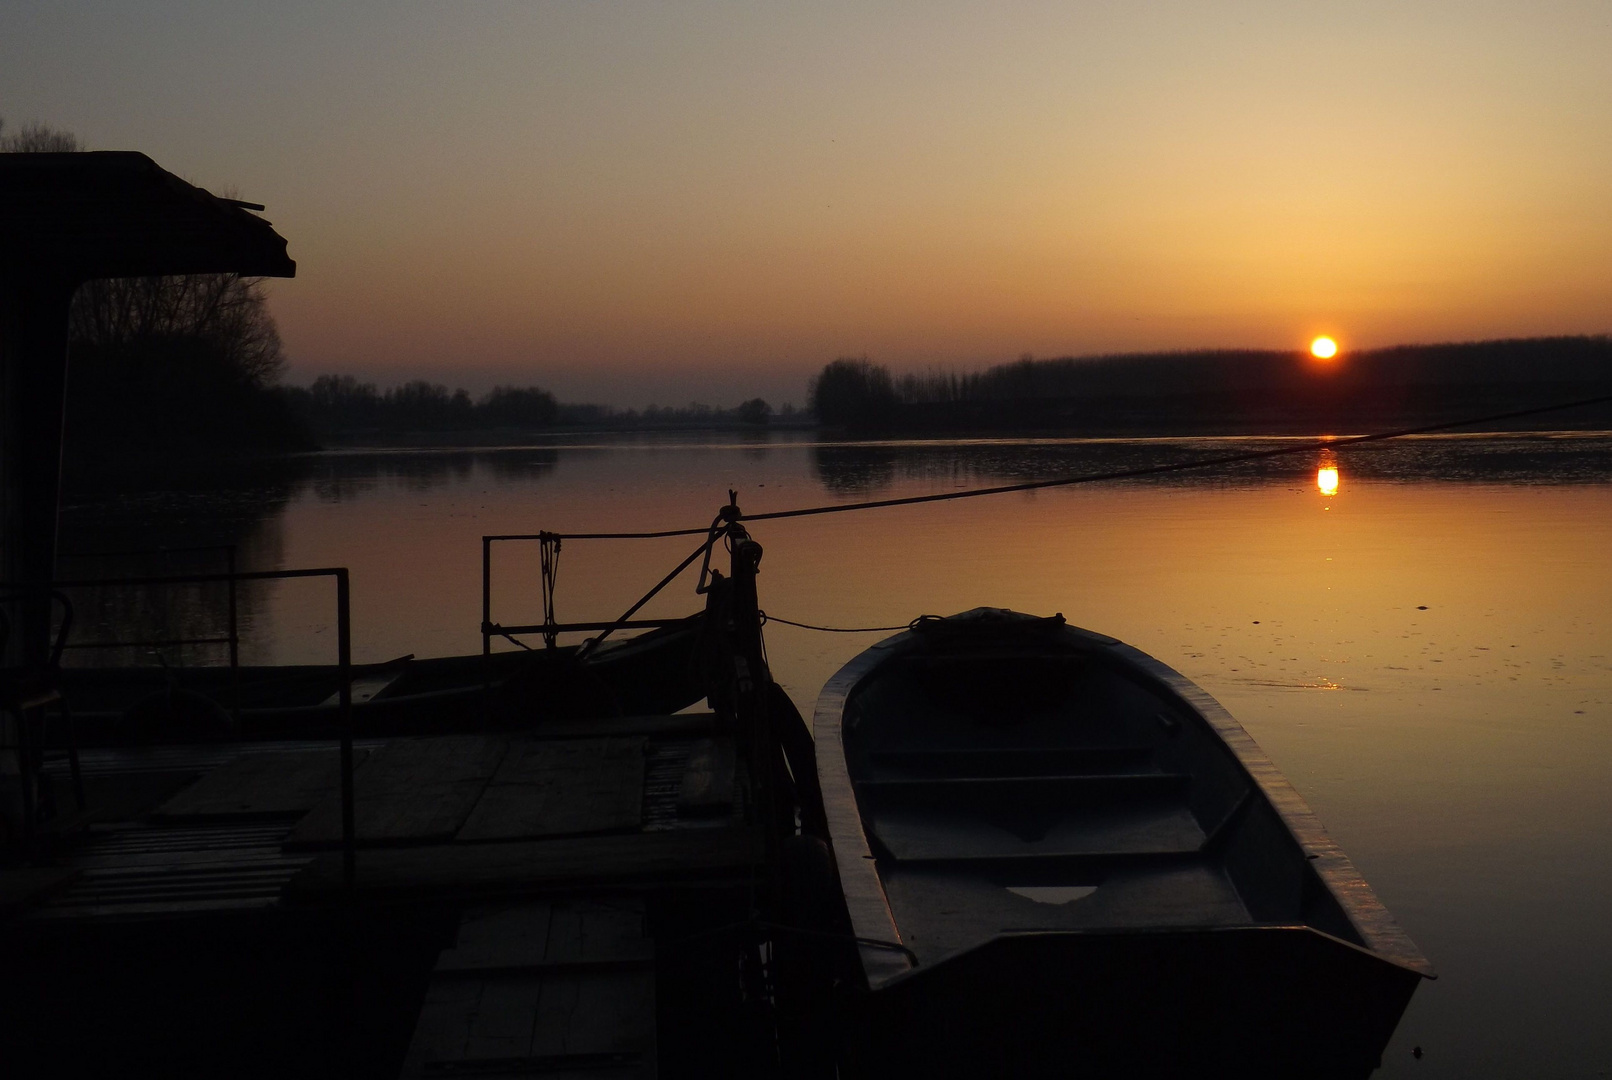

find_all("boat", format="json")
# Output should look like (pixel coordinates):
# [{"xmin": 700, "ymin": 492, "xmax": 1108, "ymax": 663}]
[
  {"xmin": 56, "ymin": 611, "xmax": 708, "ymax": 742},
  {"xmin": 814, "ymin": 607, "xmax": 1434, "ymax": 1078}
]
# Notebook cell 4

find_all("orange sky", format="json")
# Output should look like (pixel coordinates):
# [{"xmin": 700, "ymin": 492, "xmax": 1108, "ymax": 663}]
[{"xmin": 5, "ymin": 2, "xmax": 1610, "ymax": 404}]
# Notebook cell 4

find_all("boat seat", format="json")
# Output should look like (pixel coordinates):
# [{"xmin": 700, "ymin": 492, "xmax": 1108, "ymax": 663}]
[
  {"xmin": 881, "ymin": 858, "xmax": 1252, "ymax": 965},
  {"xmin": 867, "ymin": 745, "xmax": 1159, "ymax": 779},
  {"xmin": 866, "ymin": 796, "xmax": 1205, "ymax": 864},
  {"xmin": 858, "ymin": 772, "xmax": 1187, "ymax": 808}
]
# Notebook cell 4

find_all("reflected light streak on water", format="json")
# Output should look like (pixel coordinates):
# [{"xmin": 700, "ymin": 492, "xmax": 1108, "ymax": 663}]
[{"xmin": 1318, "ymin": 464, "xmax": 1340, "ymax": 496}]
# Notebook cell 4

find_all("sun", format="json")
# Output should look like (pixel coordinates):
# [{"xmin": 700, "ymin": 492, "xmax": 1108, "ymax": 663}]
[{"xmin": 1310, "ymin": 336, "xmax": 1338, "ymax": 360}]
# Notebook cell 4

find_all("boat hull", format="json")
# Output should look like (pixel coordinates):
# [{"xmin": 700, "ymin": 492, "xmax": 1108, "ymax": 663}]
[
  {"xmin": 57, "ymin": 613, "xmax": 707, "ymax": 741},
  {"xmin": 815, "ymin": 608, "xmax": 1432, "ymax": 1078},
  {"xmin": 843, "ymin": 926, "xmax": 1422, "ymax": 1079}
]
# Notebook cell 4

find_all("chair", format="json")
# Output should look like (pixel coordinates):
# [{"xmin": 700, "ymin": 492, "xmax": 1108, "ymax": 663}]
[{"xmin": 0, "ymin": 590, "xmax": 85, "ymax": 848}]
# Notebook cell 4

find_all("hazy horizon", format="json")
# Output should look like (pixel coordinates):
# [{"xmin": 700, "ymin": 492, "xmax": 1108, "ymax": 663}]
[
  {"xmin": 7, "ymin": 2, "xmax": 1611, "ymax": 407},
  {"xmin": 287, "ymin": 334, "xmax": 1612, "ymax": 412}
]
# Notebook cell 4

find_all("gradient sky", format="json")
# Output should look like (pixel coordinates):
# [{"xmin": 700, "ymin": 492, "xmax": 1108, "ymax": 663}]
[{"xmin": 5, "ymin": 1, "xmax": 1610, "ymax": 406}]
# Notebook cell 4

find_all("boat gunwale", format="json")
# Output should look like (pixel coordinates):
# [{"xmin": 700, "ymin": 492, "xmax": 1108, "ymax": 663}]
[
  {"xmin": 813, "ymin": 631, "xmax": 914, "ymax": 990},
  {"xmin": 813, "ymin": 609, "xmax": 1435, "ymax": 992},
  {"xmin": 1109, "ymin": 637, "xmax": 1435, "ymax": 978}
]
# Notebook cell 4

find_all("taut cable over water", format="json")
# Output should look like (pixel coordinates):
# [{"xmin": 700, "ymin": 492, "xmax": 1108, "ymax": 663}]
[
  {"xmin": 480, "ymin": 391, "xmax": 1612, "ymax": 648},
  {"xmin": 509, "ymin": 391, "xmax": 1612, "ymax": 544}
]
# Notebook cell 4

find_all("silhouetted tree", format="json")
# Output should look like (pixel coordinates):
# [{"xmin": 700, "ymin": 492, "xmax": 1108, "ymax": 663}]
[
  {"xmin": 70, "ymin": 273, "xmax": 286, "ymax": 388},
  {"xmin": 0, "ymin": 116, "xmax": 80, "ymax": 152},
  {"xmin": 4, "ymin": 118, "xmax": 308, "ymax": 467},
  {"xmin": 809, "ymin": 357, "xmax": 898, "ymax": 431},
  {"xmin": 481, "ymin": 386, "xmax": 559, "ymax": 428},
  {"xmin": 735, "ymin": 398, "xmax": 772, "ymax": 426},
  {"xmin": 384, "ymin": 381, "xmax": 474, "ymax": 431}
]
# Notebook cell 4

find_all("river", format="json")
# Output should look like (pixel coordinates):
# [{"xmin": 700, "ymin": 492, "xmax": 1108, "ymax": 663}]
[{"xmin": 58, "ymin": 430, "xmax": 1612, "ymax": 1077}]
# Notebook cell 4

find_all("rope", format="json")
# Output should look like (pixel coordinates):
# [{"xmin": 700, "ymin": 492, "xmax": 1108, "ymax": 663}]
[
  {"xmin": 760, "ymin": 612, "xmax": 912, "ymax": 634},
  {"xmin": 531, "ymin": 391, "xmax": 1612, "ymax": 541},
  {"xmin": 742, "ymin": 391, "xmax": 1612, "ymax": 524}
]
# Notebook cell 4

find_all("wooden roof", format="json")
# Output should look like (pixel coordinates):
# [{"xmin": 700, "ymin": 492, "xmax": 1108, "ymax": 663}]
[{"xmin": 0, "ymin": 151, "xmax": 294, "ymax": 282}]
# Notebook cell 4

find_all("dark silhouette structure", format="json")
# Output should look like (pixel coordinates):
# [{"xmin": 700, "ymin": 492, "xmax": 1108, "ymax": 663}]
[{"xmin": 0, "ymin": 151, "xmax": 294, "ymax": 666}]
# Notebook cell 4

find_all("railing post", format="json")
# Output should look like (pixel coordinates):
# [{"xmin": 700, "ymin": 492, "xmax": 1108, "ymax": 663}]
[
  {"xmin": 225, "ymin": 545, "xmax": 239, "ymax": 670},
  {"xmin": 226, "ymin": 545, "xmax": 240, "ymax": 726},
  {"xmin": 481, "ymin": 536, "xmax": 492, "ymax": 659},
  {"xmin": 336, "ymin": 568, "xmax": 355, "ymax": 894}
]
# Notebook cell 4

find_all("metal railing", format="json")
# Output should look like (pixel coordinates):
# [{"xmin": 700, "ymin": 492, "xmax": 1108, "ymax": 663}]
[
  {"xmin": 39, "ymin": 565, "xmax": 358, "ymax": 889},
  {"xmin": 55, "ymin": 545, "xmax": 242, "ymax": 668},
  {"xmin": 480, "ymin": 532, "xmax": 686, "ymax": 655}
]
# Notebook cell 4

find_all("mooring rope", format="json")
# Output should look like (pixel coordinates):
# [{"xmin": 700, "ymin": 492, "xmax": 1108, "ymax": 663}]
[{"xmin": 759, "ymin": 612, "xmax": 913, "ymax": 634}]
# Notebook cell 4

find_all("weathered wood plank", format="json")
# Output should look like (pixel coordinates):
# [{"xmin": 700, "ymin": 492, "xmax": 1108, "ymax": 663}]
[
  {"xmin": 404, "ymin": 973, "xmax": 653, "ymax": 1076},
  {"xmin": 398, "ymin": 979, "xmax": 481, "ymax": 1077},
  {"xmin": 287, "ymin": 828, "xmax": 763, "ymax": 902},
  {"xmin": 455, "ymin": 738, "xmax": 645, "ymax": 842},
  {"xmin": 436, "ymin": 902, "xmax": 557, "ymax": 972},
  {"xmin": 545, "ymin": 897, "xmax": 654, "ymax": 966},
  {"xmin": 529, "ymin": 969, "xmax": 656, "ymax": 1059},
  {"xmin": 435, "ymin": 897, "xmax": 653, "ymax": 975},
  {"xmin": 403, "ymin": 895, "xmax": 657, "ymax": 1079},
  {"xmin": 315, "ymin": 663, "xmax": 409, "ymax": 709},
  {"xmin": 285, "ymin": 736, "xmax": 506, "ymax": 848},
  {"xmin": 464, "ymin": 977, "xmax": 543, "ymax": 1060},
  {"xmin": 675, "ymin": 737, "xmax": 735, "ymax": 817},
  {"xmin": 153, "ymin": 749, "xmax": 362, "ymax": 820},
  {"xmin": 0, "ymin": 866, "xmax": 81, "ymax": 915},
  {"xmin": 527, "ymin": 713, "xmax": 719, "ymax": 740}
]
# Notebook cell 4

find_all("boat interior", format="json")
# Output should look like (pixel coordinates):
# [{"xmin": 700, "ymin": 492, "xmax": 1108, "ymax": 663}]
[{"xmin": 841, "ymin": 633, "xmax": 1364, "ymax": 966}]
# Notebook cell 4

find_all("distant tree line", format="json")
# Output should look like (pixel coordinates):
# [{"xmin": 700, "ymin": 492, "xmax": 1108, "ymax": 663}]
[
  {"xmin": 287, "ymin": 377, "xmax": 558, "ymax": 435},
  {"xmin": 288, "ymin": 377, "xmax": 786, "ymax": 436},
  {"xmin": 810, "ymin": 337, "xmax": 1612, "ymax": 435}
]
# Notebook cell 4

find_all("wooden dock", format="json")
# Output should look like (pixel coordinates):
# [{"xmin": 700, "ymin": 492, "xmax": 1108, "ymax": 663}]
[{"xmin": 1, "ymin": 714, "xmax": 772, "ymax": 1078}]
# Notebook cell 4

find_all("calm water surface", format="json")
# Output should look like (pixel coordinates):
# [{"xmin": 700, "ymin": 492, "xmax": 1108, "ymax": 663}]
[{"xmin": 60, "ymin": 431, "xmax": 1612, "ymax": 1077}]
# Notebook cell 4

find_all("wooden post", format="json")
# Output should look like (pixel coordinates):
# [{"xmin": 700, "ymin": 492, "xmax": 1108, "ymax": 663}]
[
  {"xmin": 726, "ymin": 521, "xmax": 782, "ymax": 909},
  {"xmin": 0, "ymin": 262, "xmax": 77, "ymax": 669},
  {"xmin": 336, "ymin": 568, "xmax": 356, "ymax": 893}
]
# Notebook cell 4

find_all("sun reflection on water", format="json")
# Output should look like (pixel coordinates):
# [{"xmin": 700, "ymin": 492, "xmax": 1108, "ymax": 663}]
[{"xmin": 1317, "ymin": 464, "xmax": 1340, "ymax": 497}]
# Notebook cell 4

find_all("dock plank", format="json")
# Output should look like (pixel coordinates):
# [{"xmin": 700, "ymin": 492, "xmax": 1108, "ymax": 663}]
[
  {"xmin": 456, "ymin": 738, "xmax": 646, "ymax": 842},
  {"xmin": 529, "ymin": 969, "xmax": 656, "ymax": 1060},
  {"xmin": 527, "ymin": 712, "xmax": 718, "ymax": 740},
  {"xmin": 675, "ymin": 737, "xmax": 735, "ymax": 817},
  {"xmin": 464, "ymin": 977, "xmax": 544, "ymax": 1060},
  {"xmin": 0, "ymin": 867, "xmax": 81, "ymax": 916},
  {"xmin": 287, "ymin": 828, "xmax": 764, "ymax": 902},
  {"xmin": 285, "ymin": 736, "xmax": 506, "ymax": 848},
  {"xmin": 544, "ymin": 897, "xmax": 655, "ymax": 966},
  {"xmin": 402, "ymin": 896, "xmax": 656, "ymax": 1079},
  {"xmin": 153, "ymin": 749, "xmax": 361, "ymax": 820},
  {"xmin": 436, "ymin": 903, "xmax": 556, "ymax": 972},
  {"xmin": 436, "ymin": 897, "xmax": 653, "ymax": 973}
]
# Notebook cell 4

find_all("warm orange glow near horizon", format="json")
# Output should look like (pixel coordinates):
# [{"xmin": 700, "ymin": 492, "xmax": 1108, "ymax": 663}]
[
  {"xmin": 11, "ymin": 5, "xmax": 1610, "ymax": 406},
  {"xmin": 1317, "ymin": 465, "xmax": 1340, "ymax": 496},
  {"xmin": 1311, "ymin": 337, "xmax": 1339, "ymax": 360}
]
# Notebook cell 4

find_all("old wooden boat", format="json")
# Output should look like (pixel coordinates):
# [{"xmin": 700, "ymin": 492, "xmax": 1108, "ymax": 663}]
[
  {"xmin": 57, "ymin": 612, "xmax": 707, "ymax": 741},
  {"xmin": 815, "ymin": 607, "xmax": 1434, "ymax": 1078}
]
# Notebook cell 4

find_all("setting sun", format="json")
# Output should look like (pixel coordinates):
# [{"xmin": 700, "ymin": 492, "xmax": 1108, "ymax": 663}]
[
  {"xmin": 1317, "ymin": 465, "xmax": 1340, "ymax": 496},
  {"xmin": 1310, "ymin": 336, "xmax": 1339, "ymax": 360}
]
